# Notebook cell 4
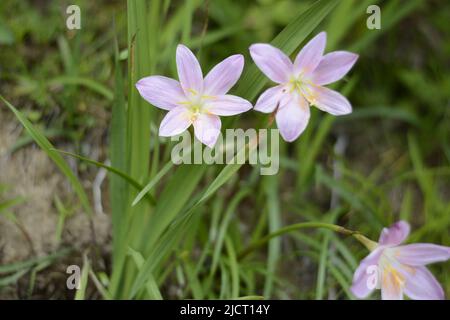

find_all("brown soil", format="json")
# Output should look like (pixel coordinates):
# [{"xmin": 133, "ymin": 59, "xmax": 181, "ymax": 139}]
[{"xmin": 0, "ymin": 110, "xmax": 111, "ymax": 298}]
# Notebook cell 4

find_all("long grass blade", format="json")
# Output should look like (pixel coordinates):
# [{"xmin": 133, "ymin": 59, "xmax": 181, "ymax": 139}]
[{"xmin": 0, "ymin": 95, "xmax": 93, "ymax": 216}]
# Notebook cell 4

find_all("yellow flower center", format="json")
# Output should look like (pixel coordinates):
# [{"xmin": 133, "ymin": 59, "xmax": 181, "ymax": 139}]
[
  {"xmin": 190, "ymin": 104, "xmax": 202, "ymax": 121},
  {"xmin": 378, "ymin": 248, "xmax": 417, "ymax": 293},
  {"xmin": 288, "ymin": 76, "xmax": 317, "ymax": 104},
  {"xmin": 178, "ymin": 90, "xmax": 217, "ymax": 121}
]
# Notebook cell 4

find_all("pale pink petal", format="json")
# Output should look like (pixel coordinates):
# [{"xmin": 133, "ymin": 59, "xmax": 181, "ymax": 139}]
[
  {"xmin": 381, "ymin": 269, "xmax": 404, "ymax": 300},
  {"xmin": 395, "ymin": 244, "xmax": 450, "ymax": 266},
  {"xmin": 350, "ymin": 248, "xmax": 383, "ymax": 299},
  {"xmin": 275, "ymin": 94, "xmax": 310, "ymax": 142},
  {"xmin": 403, "ymin": 266, "xmax": 445, "ymax": 300},
  {"xmin": 176, "ymin": 44, "xmax": 203, "ymax": 95},
  {"xmin": 204, "ymin": 94, "xmax": 252, "ymax": 116},
  {"xmin": 204, "ymin": 55, "xmax": 244, "ymax": 95},
  {"xmin": 305, "ymin": 85, "xmax": 352, "ymax": 115},
  {"xmin": 249, "ymin": 44, "xmax": 293, "ymax": 84},
  {"xmin": 254, "ymin": 85, "xmax": 287, "ymax": 113},
  {"xmin": 378, "ymin": 221, "xmax": 411, "ymax": 247},
  {"xmin": 311, "ymin": 51, "xmax": 358, "ymax": 85},
  {"xmin": 136, "ymin": 76, "xmax": 186, "ymax": 110},
  {"xmin": 193, "ymin": 113, "xmax": 221, "ymax": 148},
  {"xmin": 159, "ymin": 107, "xmax": 192, "ymax": 137},
  {"xmin": 294, "ymin": 32, "xmax": 327, "ymax": 76}
]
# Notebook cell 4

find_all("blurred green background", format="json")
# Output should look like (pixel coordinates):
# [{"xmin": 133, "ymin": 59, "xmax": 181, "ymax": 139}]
[{"xmin": 0, "ymin": 0, "xmax": 449, "ymax": 299}]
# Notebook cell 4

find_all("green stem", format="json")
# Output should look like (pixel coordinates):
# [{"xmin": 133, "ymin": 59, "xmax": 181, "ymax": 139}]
[{"xmin": 237, "ymin": 222, "xmax": 377, "ymax": 260}]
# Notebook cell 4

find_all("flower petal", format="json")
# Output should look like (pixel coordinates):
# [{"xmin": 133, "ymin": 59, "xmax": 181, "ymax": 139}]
[
  {"xmin": 249, "ymin": 43, "xmax": 293, "ymax": 84},
  {"xmin": 395, "ymin": 244, "xmax": 450, "ymax": 266},
  {"xmin": 136, "ymin": 76, "xmax": 186, "ymax": 110},
  {"xmin": 294, "ymin": 31, "xmax": 327, "ymax": 76},
  {"xmin": 254, "ymin": 85, "xmax": 287, "ymax": 113},
  {"xmin": 305, "ymin": 85, "xmax": 352, "ymax": 115},
  {"xmin": 378, "ymin": 221, "xmax": 411, "ymax": 247},
  {"xmin": 204, "ymin": 54, "xmax": 244, "ymax": 95},
  {"xmin": 311, "ymin": 51, "xmax": 359, "ymax": 85},
  {"xmin": 403, "ymin": 266, "xmax": 445, "ymax": 300},
  {"xmin": 159, "ymin": 107, "xmax": 192, "ymax": 137},
  {"xmin": 381, "ymin": 269, "xmax": 404, "ymax": 300},
  {"xmin": 193, "ymin": 113, "xmax": 221, "ymax": 148},
  {"xmin": 350, "ymin": 248, "xmax": 383, "ymax": 299},
  {"xmin": 176, "ymin": 44, "xmax": 203, "ymax": 95},
  {"xmin": 204, "ymin": 94, "xmax": 252, "ymax": 116},
  {"xmin": 275, "ymin": 94, "xmax": 310, "ymax": 142}
]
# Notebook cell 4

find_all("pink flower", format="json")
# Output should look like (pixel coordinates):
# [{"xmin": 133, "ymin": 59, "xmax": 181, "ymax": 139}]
[
  {"xmin": 351, "ymin": 221, "xmax": 450, "ymax": 300},
  {"xmin": 250, "ymin": 32, "xmax": 358, "ymax": 142},
  {"xmin": 136, "ymin": 45, "xmax": 252, "ymax": 148}
]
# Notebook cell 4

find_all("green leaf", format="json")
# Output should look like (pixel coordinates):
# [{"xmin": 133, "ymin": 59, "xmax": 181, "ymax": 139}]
[
  {"xmin": 128, "ymin": 247, "xmax": 163, "ymax": 300},
  {"xmin": 54, "ymin": 149, "xmax": 155, "ymax": 205},
  {"xmin": 75, "ymin": 254, "xmax": 90, "ymax": 300},
  {"xmin": 0, "ymin": 95, "xmax": 93, "ymax": 216},
  {"xmin": 0, "ymin": 23, "xmax": 14, "ymax": 45},
  {"xmin": 263, "ymin": 175, "xmax": 281, "ymax": 298},
  {"xmin": 132, "ymin": 160, "xmax": 173, "ymax": 206},
  {"xmin": 48, "ymin": 76, "xmax": 113, "ymax": 100},
  {"xmin": 140, "ymin": 165, "xmax": 205, "ymax": 253},
  {"xmin": 108, "ymin": 35, "xmax": 131, "ymax": 297}
]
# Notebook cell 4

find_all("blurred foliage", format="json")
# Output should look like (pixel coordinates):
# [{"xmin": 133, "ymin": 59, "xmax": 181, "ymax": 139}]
[{"xmin": 0, "ymin": 0, "xmax": 126, "ymax": 143}]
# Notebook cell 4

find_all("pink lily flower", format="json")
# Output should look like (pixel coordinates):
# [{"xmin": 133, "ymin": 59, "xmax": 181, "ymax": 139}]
[
  {"xmin": 136, "ymin": 45, "xmax": 252, "ymax": 148},
  {"xmin": 351, "ymin": 221, "xmax": 450, "ymax": 300},
  {"xmin": 250, "ymin": 32, "xmax": 358, "ymax": 142}
]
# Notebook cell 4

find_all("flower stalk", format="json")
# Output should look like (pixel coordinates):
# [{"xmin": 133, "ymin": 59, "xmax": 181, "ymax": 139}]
[{"xmin": 237, "ymin": 222, "xmax": 376, "ymax": 260}]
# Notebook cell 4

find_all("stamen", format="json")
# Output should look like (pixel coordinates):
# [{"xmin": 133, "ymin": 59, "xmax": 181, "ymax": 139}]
[
  {"xmin": 189, "ymin": 104, "xmax": 202, "ymax": 121},
  {"xmin": 191, "ymin": 105, "xmax": 201, "ymax": 114},
  {"xmin": 188, "ymin": 88, "xmax": 198, "ymax": 96},
  {"xmin": 201, "ymin": 94, "xmax": 216, "ymax": 100}
]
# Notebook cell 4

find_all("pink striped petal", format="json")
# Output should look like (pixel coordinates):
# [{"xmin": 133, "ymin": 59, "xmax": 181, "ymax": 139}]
[
  {"xmin": 136, "ymin": 76, "xmax": 186, "ymax": 110},
  {"xmin": 254, "ymin": 85, "xmax": 287, "ymax": 113},
  {"xmin": 378, "ymin": 221, "xmax": 410, "ymax": 247},
  {"xmin": 395, "ymin": 244, "xmax": 450, "ymax": 266},
  {"xmin": 193, "ymin": 113, "xmax": 221, "ymax": 148},
  {"xmin": 159, "ymin": 107, "xmax": 192, "ymax": 137},
  {"xmin": 204, "ymin": 54, "xmax": 244, "ymax": 95},
  {"xmin": 275, "ymin": 94, "xmax": 310, "ymax": 142},
  {"xmin": 204, "ymin": 95, "xmax": 252, "ymax": 116},
  {"xmin": 350, "ymin": 248, "xmax": 383, "ymax": 299},
  {"xmin": 176, "ymin": 44, "xmax": 203, "ymax": 95},
  {"xmin": 249, "ymin": 44, "xmax": 293, "ymax": 84},
  {"xmin": 306, "ymin": 85, "xmax": 352, "ymax": 115},
  {"xmin": 294, "ymin": 32, "xmax": 327, "ymax": 76},
  {"xmin": 403, "ymin": 266, "xmax": 445, "ymax": 300},
  {"xmin": 381, "ymin": 269, "xmax": 404, "ymax": 300},
  {"xmin": 311, "ymin": 51, "xmax": 358, "ymax": 85}
]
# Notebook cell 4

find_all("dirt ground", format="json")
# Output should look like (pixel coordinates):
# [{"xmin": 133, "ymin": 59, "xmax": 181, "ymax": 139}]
[{"xmin": 0, "ymin": 110, "xmax": 111, "ymax": 298}]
